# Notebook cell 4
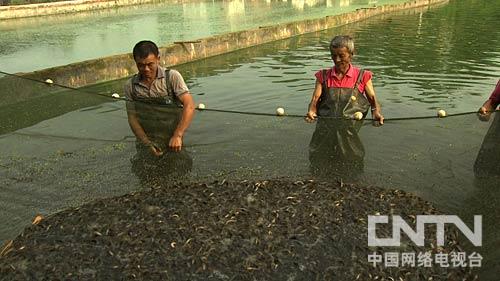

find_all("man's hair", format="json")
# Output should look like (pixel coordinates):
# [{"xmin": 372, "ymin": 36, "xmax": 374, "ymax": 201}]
[
  {"xmin": 133, "ymin": 40, "xmax": 159, "ymax": 60},
  {"xmin": 330, "ymin": 35, "xmax": 355, "ymax": 54}
]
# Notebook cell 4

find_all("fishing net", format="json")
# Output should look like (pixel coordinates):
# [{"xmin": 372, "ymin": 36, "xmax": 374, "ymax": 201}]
[
  {"xmin": 2, "ymin": 0, "xmax": 499, "ymax": 276},
  {"xmin": 0, "ymin": 69, "xmax": 498, "ymax": 278}
]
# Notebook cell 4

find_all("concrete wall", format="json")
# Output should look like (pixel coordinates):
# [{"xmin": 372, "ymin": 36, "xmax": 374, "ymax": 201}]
[
  {"xmin": 0, "ymin": 0, "xmax": 166, "ymax": 19},
  {"xmin": 17, "ymin": 0, "xmax": 448, "ymax": 88}
]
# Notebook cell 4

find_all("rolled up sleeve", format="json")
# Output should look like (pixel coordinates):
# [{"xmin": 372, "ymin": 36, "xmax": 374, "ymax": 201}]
[{"xmin": 169, "ymin": 70, "xmax": 190, "ymax": 97}]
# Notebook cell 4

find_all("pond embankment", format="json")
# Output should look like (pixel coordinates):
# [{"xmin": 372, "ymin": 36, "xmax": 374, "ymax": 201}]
[
  {"xmin": 8, "ymin": 0, "xmax": 448, "ymax": 88},
  {"xmin": 0, "ymin": 0, "xmax": 166, "ymax": 20}
]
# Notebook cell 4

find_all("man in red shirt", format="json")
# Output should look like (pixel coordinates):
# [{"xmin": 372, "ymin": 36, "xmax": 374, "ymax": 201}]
[
  {"xmin": 478, "ymin": 80, "xmax": 500, "ymax": 121},
  {"xmin": 306, "ymin": 35, "xmax": 383, "ymax": 180},
  {"xmin": 306, "ymin": 35, "xmax": 384, "ymax": 125}
]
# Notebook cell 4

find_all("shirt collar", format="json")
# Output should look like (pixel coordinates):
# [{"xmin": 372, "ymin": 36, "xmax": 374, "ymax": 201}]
[{"xmin": 331, "ymin": 64, "xmax": 354, "ymax": 79}]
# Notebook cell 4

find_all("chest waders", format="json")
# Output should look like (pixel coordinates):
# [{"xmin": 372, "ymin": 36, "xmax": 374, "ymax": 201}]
[
  {"xmin": 474, "ymin": 112, "xmax": 500, "ymax": 178},
  {"xmin": 309, "ymin": 69, "xmax": 369, "ymax": 179},
  {"xmin": 130, "ymin": 70, "xmax": 193, "ymax": 182},
  {"xmin": 317, "ymin": 69, "xmax": 371, "ymax": 119},
  {"xmin": 131, "ymin": 69, "xmax": 183, "ymax": 149}
]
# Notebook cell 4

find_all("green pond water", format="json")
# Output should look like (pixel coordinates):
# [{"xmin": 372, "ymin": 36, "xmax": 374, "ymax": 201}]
[
  {"xmin": 0, "ymin": 0, "xmax": 499, "ymax": 278},
  {"xmin": 0, "ymin": 0, "xmax": 405, "ymax": 73}
]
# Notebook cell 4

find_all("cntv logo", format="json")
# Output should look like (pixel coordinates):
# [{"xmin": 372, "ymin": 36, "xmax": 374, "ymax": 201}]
[{"xmin": 368, "ymin": 215, "xmax": 482, "ymax": 247}]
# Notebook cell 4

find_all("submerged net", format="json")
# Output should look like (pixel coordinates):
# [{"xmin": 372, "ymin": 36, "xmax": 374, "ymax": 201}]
[{"xmin": 0, "ymin": 71, "xmax": 499, "ymax": 278}]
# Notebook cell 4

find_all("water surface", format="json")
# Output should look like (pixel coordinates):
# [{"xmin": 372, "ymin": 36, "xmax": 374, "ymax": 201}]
[
  {"xmin": 0, "ymin": 0, "xmax": 404, "ymax": 73},
  {"xmin": 0, "ymin": 0, "xmax": 499, "ymax": 278}
]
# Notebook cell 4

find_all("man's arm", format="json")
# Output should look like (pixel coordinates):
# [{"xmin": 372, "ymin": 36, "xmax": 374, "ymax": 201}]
[
  {"xmin": 364, "ymin": 79, "xmax": 384, "ymax": 125},
  {"xmin": 478, "ymin": 80, "xmax": 500, "ymax": 121},
  {"xmin": 124, "ymin": 81, "xmax": 164, "ymax": 156},
  {"xmin": 127, "ymin": 107, "xmax": 163, "ymax": 156},
  {"xmin": 479, "ymin": 99, "xmax": 495, "ymax": 113},
  {"xmin": 306, "ymin": 81, "xmax": 322, "ymax": 122},
  {"xmin": 169, "ymin": 93, "xmax": 195, "ymax": 152}
]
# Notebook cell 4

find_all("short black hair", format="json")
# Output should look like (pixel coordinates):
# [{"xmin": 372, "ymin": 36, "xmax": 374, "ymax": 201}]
[{"xmin": 133, "ymin": 40, "xmax": 159, "ymax": 60}]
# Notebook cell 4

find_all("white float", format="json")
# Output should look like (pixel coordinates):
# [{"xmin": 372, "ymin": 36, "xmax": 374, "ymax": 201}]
[
  {"xmin": 353, "ymin": 111, "xmax": 363, "ymax": 120},
  {"xmin": 437, "ymin": 109, "xmax": 447, "ymax": 118},
  {"xmin": 276, "ymin": 107, "xmax": 285, "ymax": 116}
]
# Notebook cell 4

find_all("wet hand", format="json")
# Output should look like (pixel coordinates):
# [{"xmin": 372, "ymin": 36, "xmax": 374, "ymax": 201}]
[
  {"xmin": 372, "ymin": 110, "xmax": 384, "ymax": 126},
  {"xmin": 169, "ymin": 135, "xmax": 183, "ymax": 152},
  {"xmin": 149, "ymin": 143, "xmax": 164, "ymax": 157},
  {"xmin": 477, "ymin": 106, "xmax": 491, "ymax": 121},
  {"xmin": 305, "ymin": 110, "xmax": 317, "ymax": 123}
]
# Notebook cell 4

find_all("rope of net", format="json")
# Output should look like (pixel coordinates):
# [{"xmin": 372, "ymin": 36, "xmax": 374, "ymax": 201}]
[{"xmin": 1, "ymin": 70, "xmax": 496, "ymax": 122}]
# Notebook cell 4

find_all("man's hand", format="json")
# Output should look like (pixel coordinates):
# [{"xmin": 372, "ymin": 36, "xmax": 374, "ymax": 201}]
[
  {"xmin": 305, "ymin": 110, "xmax": 318, "ymax": 123},
  {"xmin": 478, "ymin": 106, "xmax": 491, "ymax": 122},
  {"xmin": 149, "ymin": 143, "xmax": 164, "ymax": 157},
  {"xmin": 478, "ymin": 99, "xmax": 495, "ymax": 122},
  {"xmin": 169, "ymin": 135, "xmax": 183, "ymax": 152},
  {"xmin": 363, "ymin": 80, "xmax": 384, "ymax": 126},
  {"xmin": 305, "ymin": 82, "xmax": 321, "ymax": 123},
  {"xmin": 169, "ymin": 92, "xmax": 194, "ymax": 152},
  {"xmin": 372, "ymin": 109, "xmax": 384, "ymax": 126},
  {"xmin": 127, "ymin": 109, "xmax": 164, "ymax": 155}
]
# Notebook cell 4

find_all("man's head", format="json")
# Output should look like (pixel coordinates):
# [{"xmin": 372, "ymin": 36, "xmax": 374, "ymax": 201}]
[
  {"xmin": 133, "ymin": 40, "xmax": 160, "ymax": 81},
  {"xmin": 329, "ymin": 35, "xmax": 354, "ymax": 72}
]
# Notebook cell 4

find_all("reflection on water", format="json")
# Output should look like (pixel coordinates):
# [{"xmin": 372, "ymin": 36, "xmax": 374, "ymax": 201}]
[
  {"xmin": 174, "ymin": 0, "xmax": 500, "ymax": 117},
  {"xmin": 0, "ymin": 0, "xmax": 406, "ymax": 73},
  {"xmin": 1, "ymin": 0, "xmax": 498, "ymax": 136},
  {"xmin": 3, "ymin": 0, "xmax": 497, "ymax": 133}
]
